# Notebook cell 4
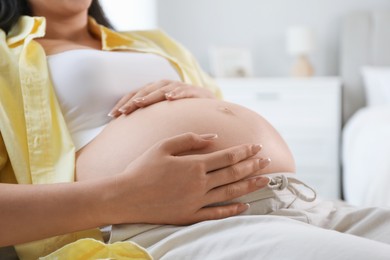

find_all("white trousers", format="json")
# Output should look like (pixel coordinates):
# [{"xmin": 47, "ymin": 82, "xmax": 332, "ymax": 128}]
[{"xmin": 110, "ymin": 173, "xmax": 390, "ymax": 259}]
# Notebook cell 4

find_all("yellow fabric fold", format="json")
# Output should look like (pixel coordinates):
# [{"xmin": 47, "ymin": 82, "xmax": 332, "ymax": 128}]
[
  {"xmin": 16, "ymin": 229, "xmax": 104, "ymax": 260},
  {"xmin": 39, "ymin": 239, "xmax": 152, "ymax": 260}
]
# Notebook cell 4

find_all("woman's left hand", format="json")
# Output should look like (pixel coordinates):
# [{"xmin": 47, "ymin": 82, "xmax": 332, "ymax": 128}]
[{"xmin": 108, "ymin": 80, "xmax": 216, "ymax": 117}]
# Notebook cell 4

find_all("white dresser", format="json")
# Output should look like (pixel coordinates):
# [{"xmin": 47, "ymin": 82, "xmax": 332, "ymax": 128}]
[{"xmin": 217, "ymin": 77, "xmax": 342, "ymax": 199}]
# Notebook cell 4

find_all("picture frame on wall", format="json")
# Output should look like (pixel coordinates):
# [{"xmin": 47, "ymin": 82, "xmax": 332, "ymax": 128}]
[{"xmin": 209, "ymin": 47, "xmax": 254, "ymax": 78}]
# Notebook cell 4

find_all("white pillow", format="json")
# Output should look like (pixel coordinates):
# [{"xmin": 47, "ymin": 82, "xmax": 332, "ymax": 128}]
[{"xmin": 362, "ymin": 66, "xmax": 390, "ymax": 106}]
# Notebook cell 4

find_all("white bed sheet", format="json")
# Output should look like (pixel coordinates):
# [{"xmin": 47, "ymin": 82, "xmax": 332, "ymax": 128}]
[{"xmin": 342, "ymin": 105, "xmax": 390, "ymax": 207}]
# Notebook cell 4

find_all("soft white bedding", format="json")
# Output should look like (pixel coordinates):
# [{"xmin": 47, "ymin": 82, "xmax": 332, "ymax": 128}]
[
  {"xmin": 110, "ymin": 199, "xmax": 390, "ymax": 259},
  {"xmin": 107, "ymin": 174, "xmax": 390, "ymax": 259},
  {"xmin": 119, "ymin": 215, "xmax": 390, "ymax": 260},
  {"xmin": 342, "ymin": 105, "xmax": 390, "ymax": 207}
]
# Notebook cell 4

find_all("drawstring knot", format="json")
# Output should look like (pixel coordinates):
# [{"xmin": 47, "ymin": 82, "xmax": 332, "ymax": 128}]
[{"xmin": 268, "ymin": 175, "xmax": 317, "ymax": 202}]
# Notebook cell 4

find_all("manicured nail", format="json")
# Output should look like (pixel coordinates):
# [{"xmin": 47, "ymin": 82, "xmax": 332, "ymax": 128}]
[
  {"xmin": 165, "ymin": 92, "xmax": 174, "ymax": 98},
  {"xmin": 252, "ymin": 144, "xmax": 262, "ymax": 154},
  {"xmin": 237, "ymin": 203, "xmax": 250, "ymax": 212},
  {"xmin": 256, "ymin": 177, "xmax": 269, "ymax": 187},
  {"xmin": 133, "ymin": 97, "xmax": 145, "ymax": 103},
  {"xmin": 199, "ymin": 133, "xmax": 218, "ymax": 140},
  {"xmin": 259, "ymin": 158, "xmax": 271, "ymax": 169}
]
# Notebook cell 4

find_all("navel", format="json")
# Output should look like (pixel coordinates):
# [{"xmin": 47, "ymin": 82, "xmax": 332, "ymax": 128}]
[{"xmin": 217, "ymin": 106, "xmax": 235, "ymax": 115}]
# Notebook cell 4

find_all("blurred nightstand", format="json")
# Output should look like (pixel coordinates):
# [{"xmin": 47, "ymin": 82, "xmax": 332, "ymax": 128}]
[{"xmin": 217, "ymin": 77, "xmax": 342, "ymax": 199}]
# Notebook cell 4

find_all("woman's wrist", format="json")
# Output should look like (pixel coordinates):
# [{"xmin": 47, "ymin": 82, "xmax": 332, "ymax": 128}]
[{"xmin": 91, "ymin": 173, "xmax": 139, "ymax": 226}]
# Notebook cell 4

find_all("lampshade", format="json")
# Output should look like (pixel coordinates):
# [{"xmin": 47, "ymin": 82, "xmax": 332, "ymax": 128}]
[
  {"xmin": 286, "ymin": 27, "xmax": 315, "ymax": 56},
  {"xmin": 99, "ymin": 0, "xmax": 157, "ymax": 31}
]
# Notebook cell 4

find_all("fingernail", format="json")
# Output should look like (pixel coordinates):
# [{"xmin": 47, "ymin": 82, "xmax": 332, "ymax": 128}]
[
  {"xmin": 165, "ymin": 92, "xmax": 174, "ymax": 98},
  {"xmin": 252, "ymin": 144, "xmax": 262, "ymax": 154},
  {"xmin": 256, "ymin": 177, "xmax": 269, "ymax": 187},
  {"xmin": 118, "ymin": 108, "xmax": 126, "ymax": 113},
  {"xmin": 133, "ymin": 97, "xmax": 145, "ymax": 103},
  {"xmin": 200, "ymin": 133, "xmax": 218, "ymax": 140},
  {"xmin": 259, "ymin": 158, "xmax": 271, "ymax": 169},
  {"xmin": 237, "ymin": 203, "xmax": 250, "ymax": 212},
  {"xmin": 107, "ymin": 112, "xmax": 115, "ymax": 117}
]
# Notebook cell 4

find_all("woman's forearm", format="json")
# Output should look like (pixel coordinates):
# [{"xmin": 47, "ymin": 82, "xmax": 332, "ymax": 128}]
[{"xmin": 0, "ymin": 178, "xmax": 112, "ymax": 247}]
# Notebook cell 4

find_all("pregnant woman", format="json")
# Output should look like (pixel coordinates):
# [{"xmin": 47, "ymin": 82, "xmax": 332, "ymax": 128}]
[
  {"xmin": 0, "ymin": 0, "xmax": 289, "ymax": 257},
  {"xmin": 1, "ymin": 0, "xmax": 390, "ymax": 259}
]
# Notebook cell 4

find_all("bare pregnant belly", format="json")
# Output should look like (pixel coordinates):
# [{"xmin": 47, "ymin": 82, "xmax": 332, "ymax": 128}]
[{"xmin": 76, "ymin": 99, "xmax": 295, "ymax": 180}]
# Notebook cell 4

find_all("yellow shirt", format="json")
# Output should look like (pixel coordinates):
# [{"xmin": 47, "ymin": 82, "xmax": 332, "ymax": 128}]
[{"xmin": 0, "ymin": 16, "xmax": 220, "ymax": 259}]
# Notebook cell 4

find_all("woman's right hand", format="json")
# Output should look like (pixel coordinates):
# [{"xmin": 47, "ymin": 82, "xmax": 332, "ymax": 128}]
[
  {"xmin": 108, "ymin": 80, "xmax": 216, "ymax": 117},
  {"xmin": 101, "ymin": 133, "xmax": 271, "ymax": 226}
]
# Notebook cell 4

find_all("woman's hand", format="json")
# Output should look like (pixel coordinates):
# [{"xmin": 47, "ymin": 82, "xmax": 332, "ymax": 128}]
[
  {"xmin": 101, "ymin": 133, "xmax": 271, "ymax": 226},
  {"xmin": 108, "ymin": 80, "xmax": 216, "ymax": 117}
]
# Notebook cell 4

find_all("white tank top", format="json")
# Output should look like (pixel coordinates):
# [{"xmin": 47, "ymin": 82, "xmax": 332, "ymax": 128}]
[{"xmin": 47, "ymin": 49, "xmax": 181, "ymax": 150}]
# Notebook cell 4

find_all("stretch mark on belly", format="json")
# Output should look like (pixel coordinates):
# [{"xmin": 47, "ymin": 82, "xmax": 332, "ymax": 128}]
[{"xmin": 217, "ymin": 106, "xmax": 235, "ymax": 115}]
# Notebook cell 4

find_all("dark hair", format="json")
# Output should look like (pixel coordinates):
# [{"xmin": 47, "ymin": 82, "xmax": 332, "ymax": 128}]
[{"xmin": 0, "ymin": 0, "xmax": 113, "ymax": 34}]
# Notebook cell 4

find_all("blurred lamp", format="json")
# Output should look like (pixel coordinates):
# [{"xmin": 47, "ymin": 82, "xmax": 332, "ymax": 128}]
[{"xmin": 287, "ymin": 26, "xmax": 315, "ymax": 77}]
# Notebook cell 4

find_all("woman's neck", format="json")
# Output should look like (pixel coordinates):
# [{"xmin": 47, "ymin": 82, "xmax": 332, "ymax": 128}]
[{"xmin": 43, "ymin": 12, "xmax": 92, "ymax": 42}]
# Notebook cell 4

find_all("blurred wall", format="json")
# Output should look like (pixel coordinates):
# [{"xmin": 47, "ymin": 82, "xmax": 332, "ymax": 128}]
[
  {"xmin": 100, "ymin": 0, "xmax": 157, "ymax": 31},
  {"xmin": 157, "ymin": 0, "xmax": 390, "ymax": 77}
]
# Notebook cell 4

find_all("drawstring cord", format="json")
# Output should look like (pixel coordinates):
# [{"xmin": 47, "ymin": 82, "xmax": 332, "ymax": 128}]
[{"xmin": 268, "ymin": 175, "xmax": 317, "ymax": 202}]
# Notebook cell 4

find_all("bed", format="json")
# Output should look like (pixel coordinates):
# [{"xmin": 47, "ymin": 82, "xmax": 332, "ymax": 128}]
[{"xmin": 341, "ymin": 10, "xmax": 390, "ymax": 207}]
